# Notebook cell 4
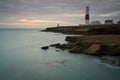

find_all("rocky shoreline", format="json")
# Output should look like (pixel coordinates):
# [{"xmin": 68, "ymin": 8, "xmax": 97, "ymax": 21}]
[
  {"xmin": 41, "ymin": 24, "xmax": 120, "ymax": 55},
  {"xmin": 42, "ymin": 35, "xmax": 120, "ymax": 56},
  {"xmin": 41, "ymin": 24, "xmax": 120, "ymax": 66}
]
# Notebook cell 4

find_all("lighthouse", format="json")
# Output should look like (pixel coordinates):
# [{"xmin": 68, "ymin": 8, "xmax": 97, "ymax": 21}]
[{"xmin": 85, "ymin": 6, "xmax": 90, "ymax": 25}]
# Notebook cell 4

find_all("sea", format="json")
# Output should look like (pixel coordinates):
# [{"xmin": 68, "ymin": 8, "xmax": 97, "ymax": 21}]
[{"xmin": 0, "ymin": 28, "xmax": 120, "ymax": 80}]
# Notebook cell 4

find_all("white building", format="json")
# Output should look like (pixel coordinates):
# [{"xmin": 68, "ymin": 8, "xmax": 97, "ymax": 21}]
[{"xmin": 90, "ymin": 21, "xmax": 101, "ymax": 25}]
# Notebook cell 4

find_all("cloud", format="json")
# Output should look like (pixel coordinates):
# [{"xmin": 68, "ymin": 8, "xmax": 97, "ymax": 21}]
[
  {"xmin": 98, "ymin": 11, "xmax": 120, "ymax": 17},
  {"xmin": 58, "ymin": 13, "xmax": 84, "ymax": 17},
  {"xmin": 0, "ymin": 0, "xmax": 120, "ymax": 27},
  {"xmin": 19, "ymin": 19, "xmax": 62, "ymax": 23}
]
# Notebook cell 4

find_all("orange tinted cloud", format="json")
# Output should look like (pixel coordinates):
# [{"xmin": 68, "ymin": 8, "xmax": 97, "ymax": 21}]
[{"xmin": 19, "ymin": 19, "xmax": 62, "ymax": 23}]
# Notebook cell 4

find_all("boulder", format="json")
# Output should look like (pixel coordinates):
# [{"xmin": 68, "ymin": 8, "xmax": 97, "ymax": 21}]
[
  {"xmin": 83, "ymin": 44, "xmax": 101, "ymax": 54},
  {"xmin": 41, "ymin": 46, "xmax": 49, "ymax": 50}
]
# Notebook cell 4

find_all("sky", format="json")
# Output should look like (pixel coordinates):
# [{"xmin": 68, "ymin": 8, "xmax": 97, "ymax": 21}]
[{"xmin": 0, "ymin": 0, "xmax": 120, "ymax": 28}]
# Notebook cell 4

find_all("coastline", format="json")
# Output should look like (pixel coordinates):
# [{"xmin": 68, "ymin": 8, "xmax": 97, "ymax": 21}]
[
  {"xmin": 41, "ymin": 24, "xmax": 120, "ymax": 66},
  {"xmin": 41, "ymin": 24, "xmax": 120, "ymax": 55}
]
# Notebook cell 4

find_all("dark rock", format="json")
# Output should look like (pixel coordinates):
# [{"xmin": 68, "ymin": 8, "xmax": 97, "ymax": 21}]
[
  {"xmin": 50, "ymin": 43, "xmax": 60, "ymax": 47},
  {"xmin": 55, "ymin": 44, "xmax": 74, "ymax": 50},
  {"xmin": 41, "ymin": 46, "xmax": 49, "ymax": 50},
  {"xmin": 65, "ymin": 36, "xmax": 79, "ymax": 42},
  {"xmin": 101, "ymin": 57, "xmax": 120, "ymax": 66},
  {"xmin": 56, "ymin": 45, "xmax": 66, "ymax": 50},
  {"xmin": 69, "ymin": 46, "xmax": 82, "ymax": 53},
  {"xmin": 56, "ymin": 50, "xmax": 60, "ymax": 52},
  {"xmin": 99, "ymin": 44, "xmax": 120, "ymax": 56}
]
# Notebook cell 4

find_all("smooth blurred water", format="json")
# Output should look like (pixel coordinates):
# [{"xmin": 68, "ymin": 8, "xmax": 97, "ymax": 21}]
[{"xmin": 0, "ymin": 29, "xmax": 120, "ymax": 80}]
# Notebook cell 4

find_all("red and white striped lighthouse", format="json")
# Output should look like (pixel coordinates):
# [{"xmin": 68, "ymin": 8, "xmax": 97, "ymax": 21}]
[{"xmin": 85, "ymin": 6, "xmax": 90, "ymax": 25}]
